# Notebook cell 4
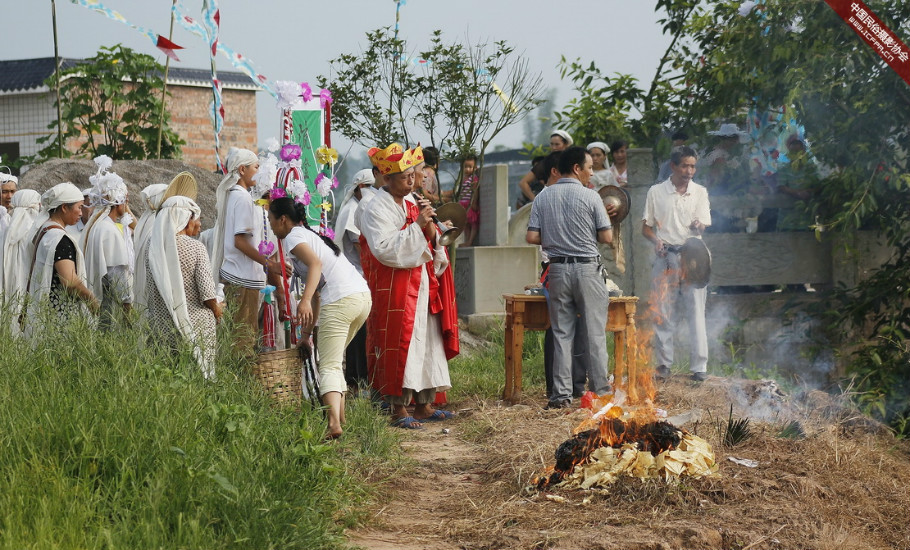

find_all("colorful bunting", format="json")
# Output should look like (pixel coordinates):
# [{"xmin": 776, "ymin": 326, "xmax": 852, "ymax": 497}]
[{"xmin": 69, "ymin": 0, "xmax": 185, "ymax": 61}]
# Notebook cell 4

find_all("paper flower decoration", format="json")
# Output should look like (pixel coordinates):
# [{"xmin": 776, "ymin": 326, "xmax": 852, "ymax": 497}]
[
  {"xmin": 296, "ymin": 190, "xmax": 311, "ymax": 206},
  {"xmin": 265, "ymin": 137, "xmax": 280, "ymax": 152},
  {"xmin": 316, "ymin": 146, "xmax": 338, "ymax": 166},
  {"xmin": 286, "ymin": 178, "xmax": 308, "ymax": 201},
  {"xmin": 269, "ymin": 187, "xmax": 287, "ymax": 199},
  {"xmin": 275, "ymin": 80, "xmax": 302, "ymax": 110},
  {"xmin": 324, "ymin": 227, "xmax": 335, "ymax": 240},
  {"xmin": 93, "ymin": 154, "xmax": 113, "ymax": 173},
  {"xmin": 319, "ymin": 89, "xmax": 333, "ymax": 109},
  {"xmin": 280, "ymin": 143, "xmax": 302, "ymax": 162},
  {"xmin": 331, "ymin": 176, "xmax": 339, "ymax": 189},
  {"xmin": 258, "ymin": 241, "xmax": 275, "ymax": 257},
  {"xmin": 315, "ymin": 173, "xmax": 332, "ymax": 196},
  {"xmin": 300, "ymin": 82, "xmax": 313, "ymax": 103}
]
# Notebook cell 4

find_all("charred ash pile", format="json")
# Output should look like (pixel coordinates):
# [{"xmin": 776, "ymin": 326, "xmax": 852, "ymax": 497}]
[{"xmin": 534, "ymin": 410, "xmax": 717, "ymax": 491}]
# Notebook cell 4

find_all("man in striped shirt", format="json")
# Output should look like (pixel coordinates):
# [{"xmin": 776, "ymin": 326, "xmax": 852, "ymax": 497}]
[{"xmin": 527, "ymin": 146, "xmax": 613, "ymax": 410}]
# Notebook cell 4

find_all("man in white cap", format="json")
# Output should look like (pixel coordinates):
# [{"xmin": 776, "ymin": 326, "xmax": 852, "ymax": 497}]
[{"xmin": 81, "ymin": 156, "xmax": 133, "ymax": 325}]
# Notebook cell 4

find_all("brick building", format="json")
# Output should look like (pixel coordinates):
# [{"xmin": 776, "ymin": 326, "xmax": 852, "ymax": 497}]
[{"xmin": 0, "ymin": 57, "xmax": 258, "ymax": 172}]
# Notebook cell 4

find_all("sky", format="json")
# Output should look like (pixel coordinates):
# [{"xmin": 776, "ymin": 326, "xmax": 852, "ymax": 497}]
[{"xmin": 3, "ymin": 0, "xmax": 671, "ymax": 155}]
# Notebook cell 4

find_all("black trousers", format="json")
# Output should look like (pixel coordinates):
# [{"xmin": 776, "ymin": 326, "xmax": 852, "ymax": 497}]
[{"xmin": 343, "ymin": 323, "xmax": 369, "ymax": 388}]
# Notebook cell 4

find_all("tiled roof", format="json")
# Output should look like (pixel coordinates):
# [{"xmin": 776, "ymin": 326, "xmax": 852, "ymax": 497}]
[{"xmin": 0, "ymin": 57, "xmax": 260, "ymax": 93}]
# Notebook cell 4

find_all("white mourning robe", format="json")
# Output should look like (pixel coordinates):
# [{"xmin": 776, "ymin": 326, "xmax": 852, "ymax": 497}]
[
  {"xmin": 84, "ymin": 216, "xmax": 133, "ymax": 313},
  {"xmin": 356, "ymin": 189, "xmax": 451, "ymax": 392}
]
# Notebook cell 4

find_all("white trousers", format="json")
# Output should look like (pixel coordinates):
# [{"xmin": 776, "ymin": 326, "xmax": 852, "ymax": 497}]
[{"xmin": 650, "ymin": 251, "xmax": 708, "ymax": 373}]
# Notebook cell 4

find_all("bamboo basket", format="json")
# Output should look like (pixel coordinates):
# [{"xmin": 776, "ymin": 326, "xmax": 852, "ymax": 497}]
[{"xmin": 252, "ymin": 348, "xmax": 302, "ymax": 404}]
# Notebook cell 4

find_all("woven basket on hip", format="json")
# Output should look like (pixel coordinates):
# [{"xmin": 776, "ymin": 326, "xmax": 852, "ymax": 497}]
[{"xmin": 252, "ymin": 348, "xmax": 302, "ymax": 404}]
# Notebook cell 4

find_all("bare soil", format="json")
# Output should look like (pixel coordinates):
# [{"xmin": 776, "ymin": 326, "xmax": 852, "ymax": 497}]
[{"xmin": 348, "ymin": 374, "xmax": 910, "ymax": 550}]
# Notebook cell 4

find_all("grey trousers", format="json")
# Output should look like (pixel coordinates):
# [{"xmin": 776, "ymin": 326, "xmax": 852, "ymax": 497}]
[
  {"xmin": 650, "ymin": 251, "xmax": 708, "ymax": 373},
  {"xmin": 546, "ymin": 262, "xmax": 610, "ymax": 401}
]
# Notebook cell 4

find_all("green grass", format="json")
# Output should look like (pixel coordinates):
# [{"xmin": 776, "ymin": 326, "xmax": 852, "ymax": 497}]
[
  {"xmin": 0, "ymin": 307, "xmax": 399, "ymax": 549},
  {"xmin": 448, "ymin": 327, "xmax": 547, "ymax": 402}
]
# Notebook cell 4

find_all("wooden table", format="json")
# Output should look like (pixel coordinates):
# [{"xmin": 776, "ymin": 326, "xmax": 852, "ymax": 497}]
[{"xmin": 502, "ymin": 294, "xmax": 639, "ymax": 404}]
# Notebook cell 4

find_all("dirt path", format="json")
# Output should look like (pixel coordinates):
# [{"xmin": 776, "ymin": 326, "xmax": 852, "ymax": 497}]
[
  {"xmin": 347, "ymin": 421, "xmax": 484, "ymax": 550},
  {"xmin": 347, "ymin": 378, "xmax": 910, "ymax": 550}
]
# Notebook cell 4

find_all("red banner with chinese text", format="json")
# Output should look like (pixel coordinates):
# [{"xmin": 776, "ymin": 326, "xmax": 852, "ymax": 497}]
[{"xmin": 824, "ymin": 0, "xmax": 910, "ymax": 87}]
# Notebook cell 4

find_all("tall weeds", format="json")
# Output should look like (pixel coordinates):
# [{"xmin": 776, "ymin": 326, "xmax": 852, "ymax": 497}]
[{"xmin": 0, "ymin": 307, "xmax": 395, "ymax": 549}]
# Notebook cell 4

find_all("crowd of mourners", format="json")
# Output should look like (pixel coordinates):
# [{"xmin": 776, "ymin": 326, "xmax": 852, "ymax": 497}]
[{"xmin": 0, "ymin": 122, "xmax": 816, "ymax": 432}]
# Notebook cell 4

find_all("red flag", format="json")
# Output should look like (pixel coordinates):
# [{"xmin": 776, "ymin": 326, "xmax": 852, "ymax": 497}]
[
  {"xmin": 155, "ymin": 35, "xmax": 184, "ymax": 62},
  {"xmin": 824, "ymin": 0, "xmax": 910, "ymax": 87}
]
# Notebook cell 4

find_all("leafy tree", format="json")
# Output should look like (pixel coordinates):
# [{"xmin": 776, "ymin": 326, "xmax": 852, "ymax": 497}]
[
  {"xmin": 38, "ymin": 44, "xmax": 183, "ymax": 160},
  {"xmin": 553, "ymin": 0, "xmax": 698, "ymax": 150},
  {"xmin": 662, "ymin": 0, "xmax": 910, "ymax": 433},
  {"xmin": 556, "ymin": 0, "xmax": 910, "ymax": 432},
  {"xmin": 320, "ymin": 28, "xmax": 544, "ymax": 192}
]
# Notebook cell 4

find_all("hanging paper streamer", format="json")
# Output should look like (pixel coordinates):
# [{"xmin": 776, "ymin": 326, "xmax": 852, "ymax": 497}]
[
  {"xmin": 201, "ymin": 0, "xmax": 224, "ymax": 173},
  {"xmin": 69, "ymin": 0, "xmax": 185, "ymax": 61},
  {"xmin": 172, "ymin": 1, "xmax": 277, "ymax": 98}
]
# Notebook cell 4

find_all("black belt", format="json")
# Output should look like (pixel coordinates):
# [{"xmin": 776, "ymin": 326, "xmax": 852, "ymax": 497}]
[
  {"xmin": 665, "ymin": 245, "xmax": 684, "ymax": 253},
  {"xmin": 549, "ymin": 256, "xmax": 598, "ymax": 264}
]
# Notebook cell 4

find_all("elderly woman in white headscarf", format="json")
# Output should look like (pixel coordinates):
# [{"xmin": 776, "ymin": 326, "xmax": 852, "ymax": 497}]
[
  {"xmin": 587, "ymin": 142, "xmax": 618, "ymax": 190},
  {"xmin": 24, "ymin": 183, "xmax": 99, "ymax": 338},
  {"xmin": 80, "ymin": 157, "xmax": 133, "ymax": 323},
  {"xmin": 146, "ymin": 196, "xmax": 222, "ymax": 377},
  {"xmin": 131, "ymin": 183, "xmax": 169, "ymax": 310},
  {"xmin": 0, "ymin": 189, "xmax": 42, "ymax": 317}
]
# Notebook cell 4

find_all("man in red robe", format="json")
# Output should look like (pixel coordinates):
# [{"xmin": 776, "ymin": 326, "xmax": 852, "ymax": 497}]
[{"xmin": 356, "ymin": 143, "xmax": 459, "ymax": 429}]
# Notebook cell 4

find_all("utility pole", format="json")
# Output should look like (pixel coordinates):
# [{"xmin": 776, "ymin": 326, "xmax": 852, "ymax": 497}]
[
  {"xmin": 156, "ymin": 0, "xmax": 177, "ymax": 159},
  {"xmin": 51, "ymin": 0, "xmax": 64, "ymax": 158}
]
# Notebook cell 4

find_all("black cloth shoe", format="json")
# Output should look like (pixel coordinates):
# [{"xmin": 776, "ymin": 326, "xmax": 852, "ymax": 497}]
[
  {"xmin": 544, "ymin": 399, "xmax": 572, "ymax": 410},
  {"xmin": 691, "ymin": 371, "xmax": 708, "ymax": 382},
  {"xmin": 656, "ymin": 365, "xmax": 672, "ymax": 381}
]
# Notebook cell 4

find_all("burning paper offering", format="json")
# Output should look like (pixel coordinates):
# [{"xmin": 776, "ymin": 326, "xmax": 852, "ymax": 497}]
[{"xmin": 534, "ymin": 399, "xmax": 718, "ymax": 491}]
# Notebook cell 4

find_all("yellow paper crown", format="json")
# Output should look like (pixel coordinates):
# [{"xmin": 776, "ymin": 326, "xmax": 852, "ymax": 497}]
[{"xmin": 368, "ymin": 143, "xmax": 423, "ymax": 175}]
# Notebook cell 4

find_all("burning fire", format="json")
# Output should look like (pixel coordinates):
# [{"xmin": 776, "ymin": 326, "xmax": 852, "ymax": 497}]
[{"xmin": 533, "ymin": 269, "xmax": 718, "ymax": 491}]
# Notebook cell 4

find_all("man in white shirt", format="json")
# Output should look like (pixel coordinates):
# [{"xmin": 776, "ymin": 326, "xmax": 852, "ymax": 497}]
[{"xmin": 642, "ymin": 146, "xmax": 712, "ymax": 382}]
